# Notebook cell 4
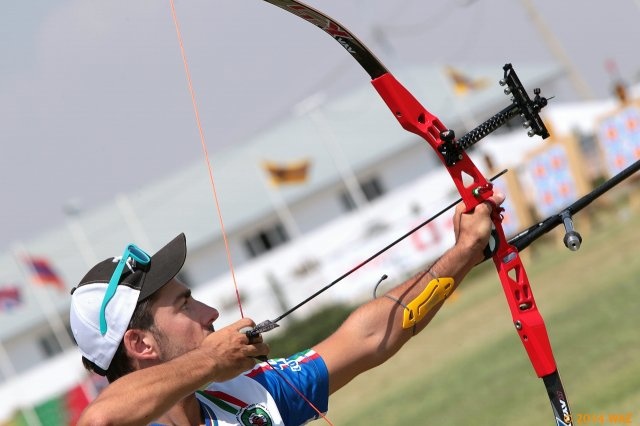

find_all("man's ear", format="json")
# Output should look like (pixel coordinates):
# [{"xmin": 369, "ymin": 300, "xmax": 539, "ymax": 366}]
[{"xmin": 122, "ymin": 329, "xmax": 160, "ymax": 362}]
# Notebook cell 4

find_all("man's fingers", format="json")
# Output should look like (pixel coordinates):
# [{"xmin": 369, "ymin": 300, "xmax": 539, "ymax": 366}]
[
  {"xmin": 237, "ymin": 325, "xmax": 264, "ymax": 345},
  {"xmin": 235, "ymin": 318, "xmax": 256, "ymax": 331},
  {"xmin": 490, "ymin": 191, "xmax": 506, "ymax": 206},
  {"xmin": 249, "ymin": 342, "xmax": 269, "ymax": 357},
  {"xmin": 483, "ymin": 199, "xmax": 498, "ymax": 215},
  {"xmin": 455, "ymin": 191, "xmax": 505, "ymax": 215},
  {"xmin": 238, "ymin": 326, "xmax": 254, "ymax": 334},
  {"xmin": 246, "ymin": 332, "xmax": 263, "ymax": 345},
  {"xmin": 480, "ymin": 192, "xmax": 506, "ymax": 215}
]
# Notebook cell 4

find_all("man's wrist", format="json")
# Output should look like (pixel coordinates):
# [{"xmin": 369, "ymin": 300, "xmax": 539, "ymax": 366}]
[
  {"xmin": 436, "ymin": 244, "xmax": 479, "ymax": 278},
  {"xmin": 178, "ymin": 347, "xmax": 221, "ymax": 385}
]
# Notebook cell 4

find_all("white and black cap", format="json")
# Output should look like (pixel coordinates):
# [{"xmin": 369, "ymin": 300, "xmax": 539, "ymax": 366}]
[{"xmin": 69, "ymin": 233, "xmax": 187, "ymax": 370}]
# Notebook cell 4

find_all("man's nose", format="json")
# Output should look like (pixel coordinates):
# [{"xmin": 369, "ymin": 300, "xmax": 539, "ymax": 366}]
[{"xmin": 197, "ymin": 300, "xmax": 219, "ymax": 324}]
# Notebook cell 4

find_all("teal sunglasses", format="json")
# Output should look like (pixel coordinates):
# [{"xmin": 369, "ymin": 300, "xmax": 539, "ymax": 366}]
[{"xmin": 99, "ymin": 244, "xmax": 151, "ymax": 335}]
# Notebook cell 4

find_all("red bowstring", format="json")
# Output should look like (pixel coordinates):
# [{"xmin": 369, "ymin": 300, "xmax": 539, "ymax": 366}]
[
  {"xmin": 168, "ymin": 0, "xmax": 243, "ymax": 318},
  {"xmin": 167, "ymin": 2, "xmax": 332, "ymax": 424}
]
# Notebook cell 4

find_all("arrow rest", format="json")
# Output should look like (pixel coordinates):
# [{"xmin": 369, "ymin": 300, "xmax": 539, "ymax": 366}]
[{"xmin": 248, "ymin": 319, "xmax": 280, "ymax": 337}]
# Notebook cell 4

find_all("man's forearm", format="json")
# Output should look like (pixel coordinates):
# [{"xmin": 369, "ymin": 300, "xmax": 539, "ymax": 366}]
[
  {"xmin": 368, "ymin": 244, "xmax": 475, "ymax": 356},
  {"xmin": 78, "ymin": 348, "xmax": 216, "ymax": 426},
  {"xmin": 316, "ymin": 195, "xmax": 499, "ymax": 393},
  {"xmin": 315, "ymin": 243, "xmax": 478, "ymax": 393}
]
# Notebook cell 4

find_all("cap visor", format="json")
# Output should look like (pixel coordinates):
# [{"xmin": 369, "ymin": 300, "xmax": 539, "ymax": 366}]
[{"xmin": 138, "ymin": 233, "xmax": 187, "ymax": 301}]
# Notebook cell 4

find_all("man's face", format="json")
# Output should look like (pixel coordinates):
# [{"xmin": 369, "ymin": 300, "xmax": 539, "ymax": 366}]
[{"xmin": 149, "ymin": 279, "xmax": 219, "ymax": 361}]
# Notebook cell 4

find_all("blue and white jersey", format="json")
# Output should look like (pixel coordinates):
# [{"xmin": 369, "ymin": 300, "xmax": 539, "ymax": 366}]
[{"xmin": 195, "ymin": 349, "xmax": 329, "ymax": 426}]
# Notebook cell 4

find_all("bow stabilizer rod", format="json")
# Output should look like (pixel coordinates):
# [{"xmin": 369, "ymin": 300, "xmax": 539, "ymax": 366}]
[{"xmin": 508, "ymin": 157, "xmax": 640, "ymax": 253}]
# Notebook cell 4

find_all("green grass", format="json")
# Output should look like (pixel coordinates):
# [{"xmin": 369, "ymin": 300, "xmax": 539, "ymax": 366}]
[{"xmin": 314, "ymin": 204, "xmax": 640, "ymax": 425}]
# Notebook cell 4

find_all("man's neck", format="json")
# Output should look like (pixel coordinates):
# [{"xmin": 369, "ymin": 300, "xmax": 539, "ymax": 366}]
[{"xmin": 155, "ymin": 393, "xmax": 202, "ymax": 426}]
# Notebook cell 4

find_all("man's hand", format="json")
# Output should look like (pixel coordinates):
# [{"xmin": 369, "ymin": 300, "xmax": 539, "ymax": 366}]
[
  {"xmin": 200, "ymin": 318, "xmax": 270, "ymax": 382},
  {"xmin": 453, "ymin": 192, "xmax": 506, "ymax": 265}
]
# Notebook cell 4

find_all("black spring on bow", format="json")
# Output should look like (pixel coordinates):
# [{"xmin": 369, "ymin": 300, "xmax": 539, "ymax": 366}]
[
  {"xmin": 456, "ymin": 104, "xmax": 520, "ymax": 151},
  {"xmin": 438, "ymin": 104, "xmax": 519, "ymax": 166}
]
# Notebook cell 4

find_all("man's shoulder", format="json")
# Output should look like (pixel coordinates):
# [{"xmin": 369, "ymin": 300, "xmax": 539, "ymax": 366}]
[
  {"xmin": 245, "ymin": 349, "xmax": 325, "ymax": 379},
  {"xmin": 195, "ymin": 349, "xmax": 329, "ymax": 426}
]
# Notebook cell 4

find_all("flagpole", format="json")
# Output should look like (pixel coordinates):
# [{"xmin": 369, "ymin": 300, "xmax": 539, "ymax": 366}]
[
  {"xmin": 10, "ymin": 244, "xmax": 75, "ymax": 352},
  {"xmin": 519, "ymin": 0, "xmax": 595, "ymax": 100},
  {"xmin": 0, "ymin": 342, "xmax": 42, "ymax": 426},
  {"xmin": 33, "ymin": 201, "xmax": 105, "ymax": 402},
  {"xmin": 260, "ymin": 174, "xmax": 302, "ymax": 239},
  {"xmin": 250, "ymin": 150, "xmax": 302, "ymax": 240},
  {"xmin": 438, "ymin": 66, "xmax": 479, "ymax": 133},
  {"xmin": 252, "ymin": 156, "xmax": 333, "ymax": 314},
  {"xmin": 294, "ymin": 93, "xmax": 368, "ymax": 210},
  {"xmin": 62, "ymin": 199, "xmax": 98, "ymax": 268},
  {"xmin": 115, "ymin": 193, "xmax": 153, "ymax": 249}
]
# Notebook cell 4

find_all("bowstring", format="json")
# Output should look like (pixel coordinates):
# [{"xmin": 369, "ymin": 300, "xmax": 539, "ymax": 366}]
[
  {"xmin": 167, "ymin": 2, "xmax": 332, "ymax": 424},
  {"xmin": 262, "ymin": 359, "xmax": 334, "ymax": 425},
  {"xmin": 168, "ymin": 0, "xmax": 244, "ymax": 318}
]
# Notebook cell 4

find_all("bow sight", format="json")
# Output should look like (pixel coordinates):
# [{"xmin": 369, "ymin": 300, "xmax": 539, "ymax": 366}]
[{"xmin": 439, "ymin": 63, "xmax": 550, "ymax": 166}]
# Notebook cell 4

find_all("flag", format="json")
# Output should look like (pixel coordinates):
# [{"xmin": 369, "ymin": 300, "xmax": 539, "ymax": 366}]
[
  {"xmin": 8, "ymin": 382, "xmax": 90, "ymax": 426},
  {"xmin": 24, "ymin": 256, "xmax": 65, "ymax": 291},
  {"xmin": 262, "ymin": 159, "xmax": 311, "ymax": 185},
  {"xmin": 605, "ymin": 58, "xmax": 629, "ymax": 104},
  {"xmin": 444, "ymin": 66, "xmax": 489, "ymax": 96},
  {"xmin": 0, "ymin": 286, "xmax": 21, "ymax": 311}
]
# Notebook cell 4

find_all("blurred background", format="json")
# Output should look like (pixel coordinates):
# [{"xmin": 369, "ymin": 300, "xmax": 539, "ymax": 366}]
[{"xmin": 1, "ymin": 0, "xmax": 639, "ymax": 424}]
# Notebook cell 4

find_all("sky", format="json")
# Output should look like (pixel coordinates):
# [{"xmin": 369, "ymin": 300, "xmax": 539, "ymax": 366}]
[{"xmin": 2, "ymin": 0, "xmax": 640, "ymax": 251}]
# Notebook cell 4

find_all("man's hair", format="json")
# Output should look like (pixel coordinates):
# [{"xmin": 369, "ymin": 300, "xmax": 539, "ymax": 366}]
[{"xmin": 81, "ymin": 295, "xmax": 156, "ymax": 383}]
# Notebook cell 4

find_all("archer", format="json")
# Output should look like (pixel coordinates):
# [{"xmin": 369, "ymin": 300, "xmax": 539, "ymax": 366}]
[{"xmin": 70, "ymin": 193, "xmax": 503, "ymax": 425}]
